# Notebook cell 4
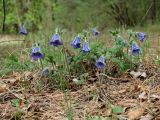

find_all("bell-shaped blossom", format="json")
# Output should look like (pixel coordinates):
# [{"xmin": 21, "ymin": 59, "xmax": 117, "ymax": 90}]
[
  {"xmin": 138, "ymin": 32, "xmax": 146, "ymax": 42},
  {"xmin": 93, "ymin": 28, "xmax": 100, "ymax": 37},
  {"xmin": 82, "ymin": 42, "xmax": 91, "ymax": 53},
  {"xmin": 131, "ymin": 42, "xmax": 141, "ymax": 55},
  {"xmin": 71, "ymin": 36, "xmax": 81, "ymax": 48},
  {"xmin": 95, "ymin": 56, "xmax": 106, "ymax": 69},
  {"xmin": 50, "ymin": 34, "xmax": 62, "ymax": 47},
  {"xmin": 31, "ymin": 46, "xmax": 44, "ymax": 61},
  {"xmin": 20, "ymin": 25, "xmax": 27, "ymax": 35}
]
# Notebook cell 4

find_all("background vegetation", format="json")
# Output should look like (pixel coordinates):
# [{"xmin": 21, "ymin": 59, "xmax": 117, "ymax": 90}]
[{"xmin": 1, "ymin": 0, "xmax": 160, "ymax": 34}]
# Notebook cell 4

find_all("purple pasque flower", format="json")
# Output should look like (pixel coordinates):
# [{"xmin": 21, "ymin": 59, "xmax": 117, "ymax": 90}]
[
  {"xmin": 31, "ymin": 46, "xmax": 44, "ymax": 61},
  {"xmin": 50, "ymin": 34, "xmax": 62, "ymax": 47},
  {"xmin": 93, "ymin": 28, "xmax": 100, "ymax": 37},
  {"xmin": 131, "ymin": 42, "xmax": 141, "ymax": 55},
  {"xmin": 82, "ymin": 41, "xmax": 91, "ymax": 53},
  {"xmin": 138, "ymin": 32, "xmax": 146, "ymax": 42},
  {"xmin": 71, "ymin": 36, "xmax": 81, "ymax": 48},
  {"xmin": 19, "ymin": 24, "xmax": 27, "ymax": 35},
  {"xmin": 95, "ymin": 56, "xmax": 106, "ymax": 69}
]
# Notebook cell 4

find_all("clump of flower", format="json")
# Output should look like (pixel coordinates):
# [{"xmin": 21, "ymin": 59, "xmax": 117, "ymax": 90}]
[
  {"xmin": 96, "ymin": 56, "xmax": 106, "ymax": 69},
  {"xmin": 20, "ymin": 24, "xmax": 27, "ymax": 35}
]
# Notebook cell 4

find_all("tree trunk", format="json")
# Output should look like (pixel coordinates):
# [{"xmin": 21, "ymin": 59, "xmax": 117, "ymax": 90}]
[{"xmin": 2, "ymin": 0, "xmax": 6, "ymax": 33}]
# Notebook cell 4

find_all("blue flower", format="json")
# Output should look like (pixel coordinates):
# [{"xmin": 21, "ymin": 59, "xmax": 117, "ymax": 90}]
[
  {"xmin": 19, "ymin": 25, "xmax": 27, "ymax": 35},
  {"xmin": 71, "ymin": 36, "xmax": 81, "ymax": 48},
  {"xmin": 31, "ymin": 46, "xmax": 44, "ymax": 61},
  {"xmin": 138, "ymin": 32, "xmax": 146, "ymax": 42},
  {"xmin": 93, "ymin": 28, "xmax": 100, "ymax": 37},
  {"xmin": 96, "ymin": 56, "xmax": 106, "ymax": 69},
  {"xmin": 82, "ymin": 42, "xmax": 91, "ymax": 53},
  {"xmin": 131, "ymin": 42, "xmax": 141, "ymax": 55},
  {"xmin": 50, "ymin": 34, "xmax": 63, "ymax": 47}
]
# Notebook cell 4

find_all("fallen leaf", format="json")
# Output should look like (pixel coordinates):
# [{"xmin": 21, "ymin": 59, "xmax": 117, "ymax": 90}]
[
  {"xmin": 138, "ymin": 92, "xmax": 147, "ymax": 99},
  {"xmin": 0, "ymin": 81, "xmax": 8, "ymax": 93},
  {"xmin": 2, "ymin": 78, "xmax": 16, "ymax": 84},
  {"xmin": 151, "ymin": 94, "xmax": 160, "ymax": 99},
  {"xmin": 118, "ymin": 89, "xmax": 127, "ymax": 94},
  {"xmin": 130, "ymin": 71, "xmax": 142, "ymax": 78},
  {"xmin": 140, "ymin": 114, "xmax": 153, "ymax": 120},
  {"xmin": 140, "ymin": 72, "xmax": 147, "ymax": 78},
  {"xmin": 128, "ymin": 107, "xmax": 145, "ymax": 120},
  {"xmin": 24, "ymin": 71, "xmax": 33, "ymax": 81},
  {"xmin": 72, "ymin": 78, "xmax": 84, "ymax": 85},
  {"xmin": 117, "ymin": 99, "xmax": 137, "ymax": 107}
]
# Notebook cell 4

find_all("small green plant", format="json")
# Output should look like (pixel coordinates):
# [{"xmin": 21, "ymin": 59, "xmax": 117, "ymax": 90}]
[
  {"xmin": 85, "ymin": 104, "xmax": 124, "ymax": 120},
  {"xmin": 11, "ymin": 99, "xmax": 24, "ymax": 120}
]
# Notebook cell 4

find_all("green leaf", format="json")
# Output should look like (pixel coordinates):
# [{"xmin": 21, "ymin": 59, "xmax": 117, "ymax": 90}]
[
  {"xmin": 11, "ymin": 99, "xmax": 20, "ymax": 107},
  {"xmin": 109, "ymin": 29, "xmax": 119, "ymax": 37},
  {"xmin": 111, "ymin": 105, "xmax": 124, "ymax": 114},
  {"xmin": 111, "ymin": 58, "xmax": 123, "ymax": 68},
  {"xmin": 115, "ymin": 36, "xmax": 127, "ymax": 47}
]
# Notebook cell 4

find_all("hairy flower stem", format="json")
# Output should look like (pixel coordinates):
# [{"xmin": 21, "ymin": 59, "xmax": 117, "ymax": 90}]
[
  {"xmin": 97, "ymin": 69, "xmax": 107, "ymax": 102},
  {"xmin": 127, "ymin": 34, "xmax": 131, "ymax": 54},
  {"xmin": 51, "ymin": 62, "xmax": 55, "ymax": 71},
  {"xmin": 131, "ymin": 55, "xmax": 133, "ymax": 69},
  {"xmin": 61, "ymin": 45, "xmax": 72, "ymax": 119},
  {"xmin": 39, "ymin": 59, "xmax": 43, "ymax": 70},
  {"xmin": 128, "ymin": 34, "xmax": 133, "ymax": 69},
  {"xmin": 138, "ymin": 54, "xmax": 141, "ymax": 69},
  {"xmin": 21, "ymin": 35, "xmax": 27, "ymax": 49},
  {"xmin": 62, "ymin": 45, "xmax": 71, "ymax": 80}
]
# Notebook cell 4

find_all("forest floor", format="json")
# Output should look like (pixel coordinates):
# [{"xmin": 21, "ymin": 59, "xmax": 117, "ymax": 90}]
[{"xmin": 0, "ymin": 62, "xmax": 160, "ymax": 120}]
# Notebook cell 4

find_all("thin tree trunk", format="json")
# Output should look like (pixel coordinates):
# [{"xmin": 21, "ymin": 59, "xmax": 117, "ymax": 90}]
[{"xmin": 2, "ymin": 0, "xmax": 6, "ymax": 33}]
